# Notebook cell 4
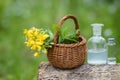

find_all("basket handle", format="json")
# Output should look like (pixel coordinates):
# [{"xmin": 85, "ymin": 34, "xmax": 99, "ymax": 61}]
[{"xmin": 54, "ymin": 14, "xmax": 80, "ymax": 44}]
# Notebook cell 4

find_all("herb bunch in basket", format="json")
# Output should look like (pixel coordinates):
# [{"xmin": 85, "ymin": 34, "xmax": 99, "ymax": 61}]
[{"xmin": 53, "ymin": 24, "xmax": 82, "ymax": 44}]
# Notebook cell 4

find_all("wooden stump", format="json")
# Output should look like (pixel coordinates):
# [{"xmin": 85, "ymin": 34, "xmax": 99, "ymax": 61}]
[{"xmin": 38, "ymin": 62, "xmax": 120, "ymax": 80}]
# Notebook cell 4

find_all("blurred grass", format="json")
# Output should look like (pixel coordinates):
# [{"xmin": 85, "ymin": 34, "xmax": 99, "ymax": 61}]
[{"xmin": 0, "ymin": 0, "xmax": 120, "ymax": 79}]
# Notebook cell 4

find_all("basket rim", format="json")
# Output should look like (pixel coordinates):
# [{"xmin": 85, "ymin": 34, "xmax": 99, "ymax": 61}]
[{"xmin": 53, "ymin": 36, "xmax": 86, "ymax": 47}]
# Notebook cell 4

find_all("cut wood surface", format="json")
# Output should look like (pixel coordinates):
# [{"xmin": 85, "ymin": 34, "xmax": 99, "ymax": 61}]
[{"xmin": 38, "ymin": 62, "xmax": 120, "ymax": 80}]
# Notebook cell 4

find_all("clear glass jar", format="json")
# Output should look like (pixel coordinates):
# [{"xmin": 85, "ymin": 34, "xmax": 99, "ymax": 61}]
[
  {"xmin": 87, "ymin": 23, "xmax": 107, "ymax": 64},
  {"xmin": 107, "ymin": 38, "xmax": 116, "ymax": 64}
]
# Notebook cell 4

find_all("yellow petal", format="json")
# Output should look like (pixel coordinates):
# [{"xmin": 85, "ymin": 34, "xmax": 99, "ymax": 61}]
[
  {"xmin": 27, "ymin": 30, "xmax": 34, "ymax": 37},
  {"xmin": 42, "ymin": 34, "xmax": 49, "ymax": 40},
  {"xmin": 25, "ymin": 42, "xmax": 31, "ymax": 47},
  {"xmin": 36, "ymin": 34, "xmax": 40, "ymax": 38},
  {"xmin": 36, "ymin": 40, "xmax": 44, "ymax": 45},
  {"xmin": 31, "ymin": 45, "xmax": 37, "ymax": 50},
  {"xmin": 23, "ymin": 29, "xmax": 28, "ymax": 34},
  {"xmin": 28, "ymin": 39, "xmax": 35, "ymax": 44},
  {"xmin": 37, "ymin": 46, "xmax": 41, "ymax": 51},
  {"xmin": 34, "ymin": 52, "xmax": 39, "ymax": 57}
]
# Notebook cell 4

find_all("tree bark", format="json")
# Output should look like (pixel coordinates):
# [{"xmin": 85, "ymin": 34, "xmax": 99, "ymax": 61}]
[{"xmin": 38, "ymin": 62, "xmax": 120, "ymax": 80}]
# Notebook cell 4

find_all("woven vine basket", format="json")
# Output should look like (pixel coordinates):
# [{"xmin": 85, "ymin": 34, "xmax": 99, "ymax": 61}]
[{"xmin": 47, "ymin": 15, "xmax": 86, "ymax": 69}]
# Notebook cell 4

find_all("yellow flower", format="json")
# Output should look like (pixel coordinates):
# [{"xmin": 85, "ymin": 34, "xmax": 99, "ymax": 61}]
[
  {"xmin": 25, "ymin": 42, "xmax": 31, "ymax": 47},
  {"xmin": 25, "ymin": 38, "xmax": 35, "ymax": 47},
  {"xmin": 31, "ymin": 44, "xmax": 41, "ymax": 50},
  {"xmin": 24, "ymin": 27, "xmax": 37, "ymax": 37},
  {"xmin": 36, "ymin": 34, "xmax": 42, "ymax": 39},
  {"xmin": 31, "ymin": 27, "xmax": 39, "ymax": 36},
  {"xmin": 27, "ymin": 29, "xmax": 34, "ymax": 37},
  {"xmin": 42, "ymin": 34, "xmax": 49, "ymax": 40},
  {"xmin": 36, "ymin": 39, "xmax": 44, "ymax": 45},
  {"xmin": 34, "ymin": 52, "xmax": 39, "ymax": 57},
  {"xmin": 36, "ymin": 33, "xmax": 49, "ymax": 41},
  {"xmin": 23, "ymin": 29, "xmax": 28, "ymax": 34}
]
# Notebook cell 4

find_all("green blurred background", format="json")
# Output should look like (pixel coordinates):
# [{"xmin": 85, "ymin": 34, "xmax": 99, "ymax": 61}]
[{"xmin": 0, "ymin": 0, "xmax": 120, "ymax": 80}]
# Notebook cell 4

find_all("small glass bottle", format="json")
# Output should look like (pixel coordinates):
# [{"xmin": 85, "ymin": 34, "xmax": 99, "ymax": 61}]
[
  {"xmin": 107, "ymin": 38, "xmax": 116, "ymax": 64},
  {"xmin": 87, "ymin": 23, "xmax": 107, "ymax": 64}
]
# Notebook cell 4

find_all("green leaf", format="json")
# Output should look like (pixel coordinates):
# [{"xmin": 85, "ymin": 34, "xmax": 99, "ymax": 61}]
[
  {"xmin": 52, "ymin": 24, "xmax": 60, "ymax": 32},
  {"xmin": 48, "ymin": 30, "xmax": 54, "ymax": 41}
]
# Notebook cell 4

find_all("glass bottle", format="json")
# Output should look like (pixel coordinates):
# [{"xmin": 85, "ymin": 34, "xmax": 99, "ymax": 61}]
[
  {"xmin": 87, "ymin": 23, "xmax": 107, "ymax": 64},
  {"xmin": 107, "ymin": 38, "xmax": 116, "ymax": 64}
]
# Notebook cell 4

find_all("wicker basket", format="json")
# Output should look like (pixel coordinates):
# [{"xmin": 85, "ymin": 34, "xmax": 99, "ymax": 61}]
[{"xmin": 47, "ymin": 15, "xmax": 86, "ymax": 69}]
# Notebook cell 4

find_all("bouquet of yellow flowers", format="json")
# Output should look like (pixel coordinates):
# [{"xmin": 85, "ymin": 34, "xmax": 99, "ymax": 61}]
[{"xmin": 23, "ymin": 27, "xmax": 53, "ymax": 57}]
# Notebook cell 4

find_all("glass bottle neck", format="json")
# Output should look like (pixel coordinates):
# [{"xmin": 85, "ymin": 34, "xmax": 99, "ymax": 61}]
[
  {"xmin": 93, "ymin": 34, "xmax": 101, "ymax": 37},
  {"xmin": 91, "ymin": 23, "xmax": 103, "ymax": 36},
  {"xmin": 93, "ymin": 27, "xmax": 102, "ymax": 36}
]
